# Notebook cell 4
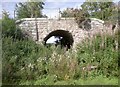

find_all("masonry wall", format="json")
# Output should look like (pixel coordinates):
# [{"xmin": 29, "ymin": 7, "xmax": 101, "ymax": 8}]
[
  {"xmin": 17, "ymin": 18, "xmax": 86, "ymax": 45},
  {"xmin": 16, "ymin": 18, "xmax": 114, "ymax": 47}
]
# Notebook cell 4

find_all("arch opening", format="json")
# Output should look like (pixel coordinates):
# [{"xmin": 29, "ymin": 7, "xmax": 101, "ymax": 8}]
[{"xmin": 43, "ymin": 30, "xmax": 74, "ymax": 50}]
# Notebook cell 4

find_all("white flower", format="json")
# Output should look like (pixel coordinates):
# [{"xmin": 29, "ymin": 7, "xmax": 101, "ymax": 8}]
[
  {"xmin": 28, "ymin": 63, "xmax": 34, "ymax": 68},
  {"xmin": 28, "ymin": 63, "xmax": 32, "ymax": 68},
  {"xmin": 21, "ymin": 67, "xmax": 24, "ymax": 70}
]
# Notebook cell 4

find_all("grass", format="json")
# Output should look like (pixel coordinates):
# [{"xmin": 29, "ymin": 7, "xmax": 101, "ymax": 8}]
[
  {"xmin": 74, "ymin": 75, "xmax": 118, "ymax": 85},
  {"xmin": 20, "ymin": 75, "xmax": 118, "ymax": 85}
]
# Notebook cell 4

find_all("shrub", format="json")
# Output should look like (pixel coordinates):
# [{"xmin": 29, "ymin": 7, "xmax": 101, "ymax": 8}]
[
  {"xmin": 47, "ymin": 47, "xmax": 78, "ymax": 80},
  {"xmin": 2, "ymin": 13, "xmax": 118, "ymax": 85},
  {"xmin": 2, "ymin": 37, "xmax": 44, "ymax": 84},
  {"xmin": 76, "ymin": 32, "xmax": 118, "ymax": 77},
  {"xmin": 2, "ymin": 15, "xmax": 26, "ymax": 40}
]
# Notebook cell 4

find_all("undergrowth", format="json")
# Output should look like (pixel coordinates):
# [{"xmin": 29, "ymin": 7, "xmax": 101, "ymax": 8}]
[{"xmin": 2, "ymin": 15, "xmax": 119, "ymax": 85}]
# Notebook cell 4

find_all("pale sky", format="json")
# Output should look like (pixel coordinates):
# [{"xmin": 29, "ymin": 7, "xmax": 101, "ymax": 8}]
[
  {"xmin": 1, "ymin": 0, "xmax": 85, "ymax": 18},
  {"xmin": 46, "ymin": 36, "xmax": 63, "ymax": 43},
  {"xmin": 0, "ymin": 0, "xmax": 119, "ymax": 19}
]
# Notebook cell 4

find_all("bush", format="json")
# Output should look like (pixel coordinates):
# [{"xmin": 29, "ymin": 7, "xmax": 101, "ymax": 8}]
[
  {"xmin": 2, "ymin": 37, "xmax": 44, "ymax": 84},
  {"xmin": 2, "ymin": 37, "xmax": 79, "ymax": 84},
  {"xmin": 2, "ymin": 29, "xmax": 118, "ymax": 85},
  {"xmin": 76, "ymin": 32, "xmax": 118, "ymax": 77},
  {"xmin": 2, "ymin": 13, "xmax": 118, "ymax": 85}
]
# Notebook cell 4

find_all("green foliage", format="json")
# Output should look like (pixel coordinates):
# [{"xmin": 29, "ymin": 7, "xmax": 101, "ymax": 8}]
[
  {"xmin": 77, "ymin": 33, "xmax": 118, "ymax": 77},
  {"xmin": 2, "ymin": 11, "xmax": 25, "ymax": 40},
  {"xmin": 2, "ymin": 12, "xmax": 118, "ymax": 85},
  {"xmin": 61, "ymin": 8, "xmax": 88, "ymax": 28},
  {"xmin": 2, "ymin": 31, "xmax": 118, "ymax": 85},
  {"xmin": 2, "ymin": 37, "xmax": 78, "ymax": 84},
  {"xmin": 15, "ymin": 0, "xmax": 45, "ymax": 19},
  {"xmin": 20, "ymin": 75, "xmax": 118, "ymax": 85},
  {"xmin": 47, "ymin": 48, "xmax": 78, "ymax": 80},
  {"xmin": 2, "ymin": 37, "xmax": 41, "ymax": 84},
  {"xmin": 61, "ymin": 1, "xmax": 118, "ymax": 29},
  {"xmin": 74, "ymin": 75, "xmax": 118, "ymax": 85},
  {"xmin": 61, "ymin": 8, "xmax": 75, "ymax": 17},
  {"xmin": 81, "ymin": 1, "xmax": 115, "ymax": 21},
  {"xmin": 61, "ymin": 1, "xmax": 117, "ymax": 29}
]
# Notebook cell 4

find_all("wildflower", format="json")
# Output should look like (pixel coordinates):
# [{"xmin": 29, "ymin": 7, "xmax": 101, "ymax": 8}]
[
  {"xmin": 28, "ymin": 63, "xmax": 32, "ymax": 68},
  {"xmin": 21, "ymin": 67, "xmax": 24, "ymax": 70},
  {"xmin": 28, "ymin": 63, "xmax": 34, "ymax": 68}
]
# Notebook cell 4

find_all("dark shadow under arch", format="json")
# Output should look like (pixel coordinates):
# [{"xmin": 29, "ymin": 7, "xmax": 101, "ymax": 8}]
[{"xmin": 43, "ymin": 30, "xmax": 74, "ymax": 49}]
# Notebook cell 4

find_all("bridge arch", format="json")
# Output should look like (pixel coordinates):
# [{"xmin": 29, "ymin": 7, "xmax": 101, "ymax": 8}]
[{"xmin": 43, "ymin": 30, "xmax": 74, "ymax": 49}]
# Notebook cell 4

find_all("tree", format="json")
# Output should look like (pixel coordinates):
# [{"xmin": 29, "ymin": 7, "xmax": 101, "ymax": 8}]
[
  {"xmin": 61, "ymin": 8, "xmax": 75, "ymax": 17},
  {"xmin": 2, "ymin": 10, "xmax": 10, "ymax": 19},
  {"xmin": 61, "ymin": 8, "xmax": 89, "ymax": 28},
  {"xmin": 108, "ymin": 2, "xmax": 119, "ymax": 24},
  {"xmin": 2, "ymin": 10, "xmax": 16, "ymax": 37},
  {"xmin": 2, "ymin": 10, "xmax": 25, "ymax": 40},
  {"xmin": 15, "ymin": 0, "xmax": 46, "ymax": 41},
  {"xmin": 81, "ymin": 0, "xmax": 115, "ymax": 20},
  {"xmin": 15, "ymin": 0, "xmax": 45, "ymax": 18}
]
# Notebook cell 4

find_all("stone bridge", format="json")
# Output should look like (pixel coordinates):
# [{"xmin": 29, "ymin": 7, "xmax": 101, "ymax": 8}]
[{"xmin": 16, "ymin": 18, "xmax": 115, "ymax": 48}]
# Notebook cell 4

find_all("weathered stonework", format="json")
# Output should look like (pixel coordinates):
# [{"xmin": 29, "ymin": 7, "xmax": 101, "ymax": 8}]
[{"xmin": 16, "ymin": 18, "xmax": 115, "ymax": 47}]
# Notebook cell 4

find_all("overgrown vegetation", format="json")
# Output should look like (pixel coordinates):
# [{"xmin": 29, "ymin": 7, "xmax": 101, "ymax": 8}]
[
  {"xmin": 2, "ymin": 13, "xmax": 118, "ymax": 85},
  {"xmin": 2, "ymin": 35, "xmax": 118, "ymax": 85},
  {"xmin": 61, "ymin": 0, "xmax": 118, "ymax": 28},
  {"xmin": 2, "ymin": 10, "xmax": 26, "ymax": 40},
  {"xmin": 2, "ymin": 1, "xmax": 119, "ymax": 85},
  {"xmin": 77, "ymin": 33, "xmax": 118, "ymax": 77}
]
